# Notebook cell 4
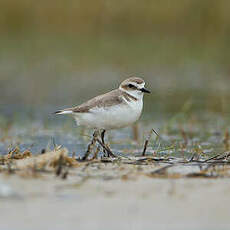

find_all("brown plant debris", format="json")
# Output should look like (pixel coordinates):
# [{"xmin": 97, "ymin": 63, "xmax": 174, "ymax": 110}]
[
  {"xmin": 96, "ymin": 138, "xmax": 116, "ymax": 158},
  {"xmin": 82, "ymin": 130, "xmax": 99, "ymax": 160},
  {"xmin": 0, "ymin": 147, "xmax": 79, "ymax": 175},
  {"xmin": 142, "ymin": 128, "xmax": 160, "ymax": 156},
  {"xmin": 7, "ymin": 147, "xmax": 32, "ymax": 160},
  {"xmin": 1, "ymin": 145, "xmax": 230, "ymax": 180}
]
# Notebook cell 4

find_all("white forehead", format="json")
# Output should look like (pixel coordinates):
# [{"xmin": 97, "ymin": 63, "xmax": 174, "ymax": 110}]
[{"xmin": 121, "ymin": 77, "xmax": 145, "ymax": 84}]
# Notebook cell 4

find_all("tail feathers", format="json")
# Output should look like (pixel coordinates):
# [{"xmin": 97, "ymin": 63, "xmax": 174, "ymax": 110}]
[{"xmin": 54, "ymin": 109, "xmax": 73, "ymax": 115}]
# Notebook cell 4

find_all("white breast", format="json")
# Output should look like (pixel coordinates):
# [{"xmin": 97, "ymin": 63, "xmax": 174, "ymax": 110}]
[{"xmin": 73, "ymin": 98, "xmax": 143, "ymax": 130}]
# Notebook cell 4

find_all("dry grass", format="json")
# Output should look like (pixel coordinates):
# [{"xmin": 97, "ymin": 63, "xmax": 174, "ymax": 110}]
[
  {"xmin": 0, "ymin": 146, "xmax": 79, "ymax": 178},
  {"xmin": 1, "ymin": 144, "xmax": 230, "ymax": 180}
]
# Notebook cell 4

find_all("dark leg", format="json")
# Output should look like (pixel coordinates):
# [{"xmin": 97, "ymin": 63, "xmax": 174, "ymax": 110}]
[
  {"xmin": 100, "ymin": 129, "xmax": 114, "ymax": 157},
  {"xmin": 82, "ymin": 130, "xmax": 99, "ymax": 160},
  {"xmin": 101, "ymin": 129, "xmax": 107, "ymax": 156},
  {"xmin": 101, "ymin": 130, "xmax": 106, "ymax": 144}
]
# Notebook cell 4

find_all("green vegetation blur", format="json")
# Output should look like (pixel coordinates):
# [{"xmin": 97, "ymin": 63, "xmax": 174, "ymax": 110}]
[{"xmin": 0, "ymin": 0, "xmax": 230, "ymax": 114}]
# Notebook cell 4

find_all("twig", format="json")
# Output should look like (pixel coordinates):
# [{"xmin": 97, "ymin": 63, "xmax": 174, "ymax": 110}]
[
  {"xmin": 96, "ymin": 138, "xmax": 117, "ymax": 158},
  {"xmin": 152, "ymin": 128, "xmax": 160, "ymax": 138},
  {"xmin": 188, "ymin": 153, "xmax": 196, "ymax": 162},
  {"xmin": 82, "ymin": 130, "xmax": 98, "ymax": 160},
  {"xmin": 142, "ymin": 130, "xmax": 152, "ymax": 156},
  {"xmin": 92, "ymin": 145, "xmax": 101, "ymax": 160},
  {"xmin": 203, "ymin": 153, "xmax": 224, "ymax": 163},
  {"xmin": 56, "ymin": 154, "xmax": 64, "ymax": 176},
  {"xmin": 142, "ymin": 129, "xmax": 157, "ymax": 156}
]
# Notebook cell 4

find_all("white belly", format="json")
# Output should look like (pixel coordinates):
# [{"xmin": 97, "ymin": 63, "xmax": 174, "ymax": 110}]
[{"xmin": 73, "ymin": 100, "xmax": 143, "ymax": 130}]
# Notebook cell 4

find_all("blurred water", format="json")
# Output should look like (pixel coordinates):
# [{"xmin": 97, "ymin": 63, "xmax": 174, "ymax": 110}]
[
  {"xmin": 1, "ymin": 36, "xmax": 230, "ymax": 158},
  {"xmin": 0, "ymin": 102, "xmax": 228, "ymax": 159}
]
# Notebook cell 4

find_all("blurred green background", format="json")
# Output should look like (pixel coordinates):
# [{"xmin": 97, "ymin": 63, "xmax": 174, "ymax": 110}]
[{"xmin": 1, "ymin": 0, "xmax": 230, "ymax": 115}]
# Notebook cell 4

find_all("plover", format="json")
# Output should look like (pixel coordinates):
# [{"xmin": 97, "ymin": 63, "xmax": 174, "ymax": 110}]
[{"xmin": 55, "ymin": 76, "xmax": 150, "ymax": 158}]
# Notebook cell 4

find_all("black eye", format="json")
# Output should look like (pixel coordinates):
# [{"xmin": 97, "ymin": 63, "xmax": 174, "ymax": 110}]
[{"xmin": 128, "ymin": 84, "xmax": 135, "ymax": 88}]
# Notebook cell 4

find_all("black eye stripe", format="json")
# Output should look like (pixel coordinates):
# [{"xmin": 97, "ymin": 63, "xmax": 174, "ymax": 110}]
[{"xmin": 128, "ymin": 84, "xmax": 136, "ymax": 88}]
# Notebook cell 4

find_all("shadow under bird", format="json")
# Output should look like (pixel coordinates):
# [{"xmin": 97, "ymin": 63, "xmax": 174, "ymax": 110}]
[{"xmin": 54, "ymin": 76, "xmax": 150, "ymax": 158}]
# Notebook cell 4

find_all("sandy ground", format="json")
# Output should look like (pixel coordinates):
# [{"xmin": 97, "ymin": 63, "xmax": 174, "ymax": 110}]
[{"xmin": 0, "ymin": 162, "xmax": 230, "ymax": 230}]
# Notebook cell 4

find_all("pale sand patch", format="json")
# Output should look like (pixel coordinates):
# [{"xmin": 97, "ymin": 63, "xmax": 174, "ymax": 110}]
[{"xmin": 0, "ymin": 161, "xmax": 230, "ymax": 230}]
